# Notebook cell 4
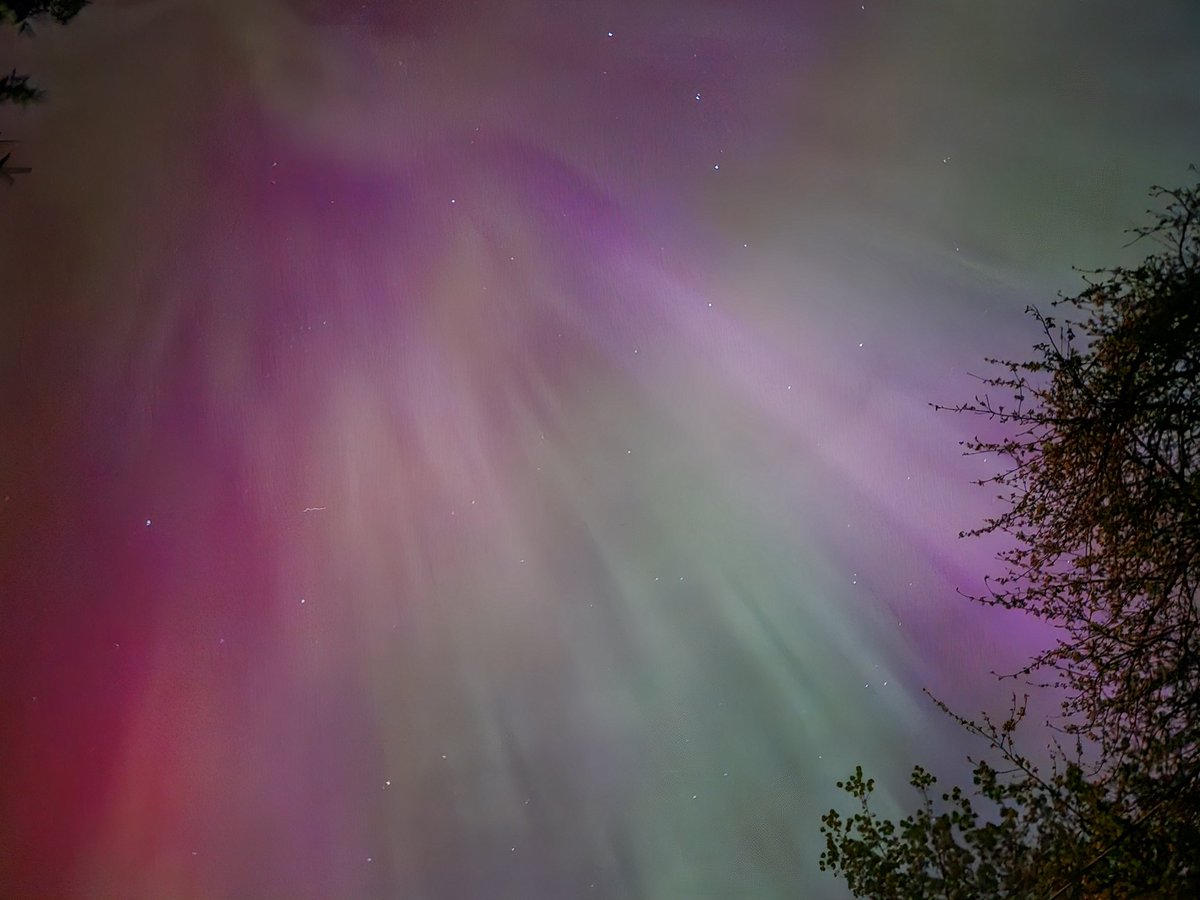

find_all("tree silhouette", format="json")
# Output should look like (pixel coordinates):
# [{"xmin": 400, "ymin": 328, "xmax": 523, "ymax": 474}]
[
  {"xmin": 821, "ymin": 175, "xmax": 1200, "ymax": 898},
  {"xmin": 1, "ymin": 1, "xmax": 87, "ymax": 32},
  {"xmin": 1, "ymin": 1, "xmax": 88, "ymax": 183},
  {"xmin": 0, "ymin": 69, "xmax": 42, "ymax": 105}
]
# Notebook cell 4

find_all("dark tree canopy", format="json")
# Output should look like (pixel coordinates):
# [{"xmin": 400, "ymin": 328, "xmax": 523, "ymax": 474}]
[
  {"xmin": 1, "ymin": 1, "xmax": 88, "ymax": 104},
  {"xmin": 0, "ymin": 0, "xmax": 87, "ymax": 30},
  {"xmin": 958, "ymin": 180, "xmax": 1200, "ymax": 801},
  {"xmin": 821, "ymin": 176, "xmax": 1200, "ymax": 898},
  {"xmin": 1, "ymin": 1, "xmax": 88, "ymax": 182},
  {"xmin": 0, "ymin": 69, "xmax": 41, "ymax": 105},
  {"xmin": 821, "ymin": 696, "xmax": 1197, "ymax": 899}
]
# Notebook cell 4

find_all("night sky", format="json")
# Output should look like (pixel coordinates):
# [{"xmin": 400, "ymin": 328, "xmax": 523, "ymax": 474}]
[{"xmin": 1, "ymin": 1, "xmax": 1197, "ymax": 898}]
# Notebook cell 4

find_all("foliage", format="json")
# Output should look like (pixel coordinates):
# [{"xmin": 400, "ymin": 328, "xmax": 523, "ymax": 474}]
[
  {"xmin": 0, "ymin": 1, "xmax": 88, "ymax": 32},
  {"xmin": 1, "ymin": 1, "xmax": 88, "ymax": 182},
  {"xmin": 821, "ymin": 176, "xmax": 1200, "ymax": 897},
  {"xmin": 821, "ymin": 695, "xmax": 1197, "ymax": 898},
  {"xmin": 951, "ymin": 178, "xmax": 1200, "ymax": 806},
  {"xmin": 0, "ymin": 68, "xmax": 41, "ymax": 104},
  {"xmin": 0, "ymin": 2, "xmax": 88, "ymax": 103}
]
